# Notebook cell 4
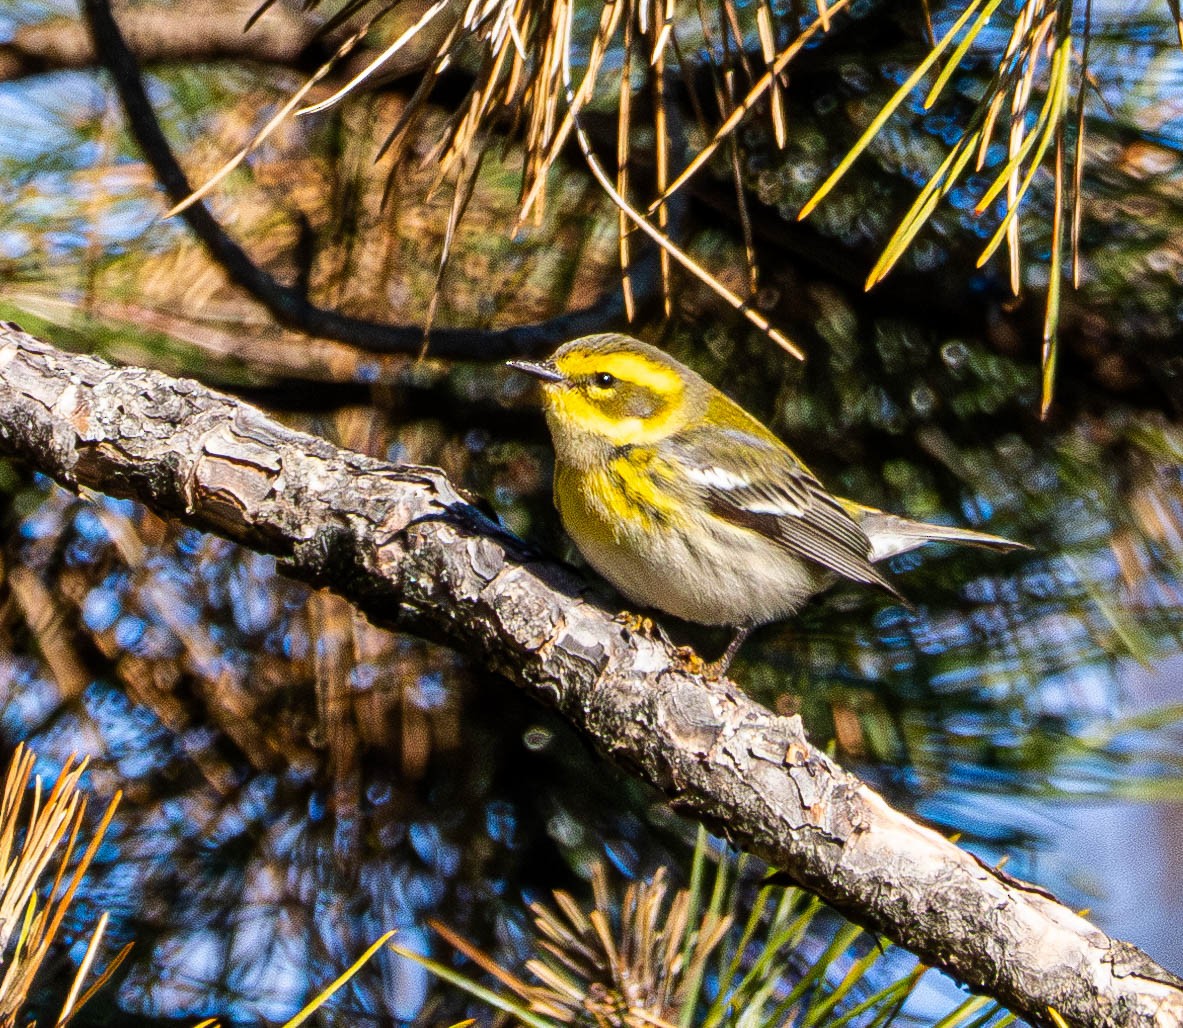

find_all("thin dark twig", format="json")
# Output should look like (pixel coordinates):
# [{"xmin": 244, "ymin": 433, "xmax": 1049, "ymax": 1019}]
[{"xmin": 80, "ymin": 0, "xmax": 655, "ymax": 361}]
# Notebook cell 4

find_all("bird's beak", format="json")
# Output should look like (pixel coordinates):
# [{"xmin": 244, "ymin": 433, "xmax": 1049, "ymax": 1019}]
[{"xmin": 507, "ymin": 359, "xmax": 564, "ymax": 384}]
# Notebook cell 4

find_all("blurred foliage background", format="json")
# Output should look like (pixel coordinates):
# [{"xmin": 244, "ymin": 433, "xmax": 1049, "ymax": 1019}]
[{"xmin": 1, "ymin": 0, "xmax": 1182, "ymax": 1023}]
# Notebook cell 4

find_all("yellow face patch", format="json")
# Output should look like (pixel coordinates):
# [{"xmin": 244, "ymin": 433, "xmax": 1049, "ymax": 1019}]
[{"xmin": 544, "ymin": 349, "xmax": 688, "ymax": 445}]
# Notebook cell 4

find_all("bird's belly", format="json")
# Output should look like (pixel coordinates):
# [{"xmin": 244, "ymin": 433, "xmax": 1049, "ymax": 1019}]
[{"xmin": 557, "ymin": 467, "xmax": 829, "ymax": 626}]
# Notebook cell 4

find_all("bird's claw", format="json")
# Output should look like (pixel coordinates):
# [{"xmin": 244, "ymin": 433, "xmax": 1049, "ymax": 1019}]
[
  {"xmin": 673, "ymin": 646, "xmax": 728, "ymax": 680},
  {"xmin": 673, "ymin": 645, "xmax": 706, "ymax": 675},
  {"xmin": 615, "ymin": 611, "xmax": 656, "ymax": 637}
]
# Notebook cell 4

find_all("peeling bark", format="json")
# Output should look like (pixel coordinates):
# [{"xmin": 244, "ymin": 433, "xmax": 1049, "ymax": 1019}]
[{"xmin": 0, "ymin": 323, "xmax": 1180, "ymax": 1027}]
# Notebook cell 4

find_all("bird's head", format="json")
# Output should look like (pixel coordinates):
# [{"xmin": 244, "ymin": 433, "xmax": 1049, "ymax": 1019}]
[{"xmin": 508, "ymin": 334, "xmax": 702, "ymax": 461}]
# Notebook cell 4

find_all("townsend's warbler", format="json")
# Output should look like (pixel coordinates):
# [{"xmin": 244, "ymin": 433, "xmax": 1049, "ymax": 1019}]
[{"xmin": 509, "ymin": 333, "xmax": 1024, "ymax": 674}]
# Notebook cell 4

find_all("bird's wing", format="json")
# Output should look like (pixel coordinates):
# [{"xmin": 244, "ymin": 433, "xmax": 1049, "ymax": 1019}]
[{"xmin": 669, "ymin": 426, "xmax": 903, "ymax": 598}]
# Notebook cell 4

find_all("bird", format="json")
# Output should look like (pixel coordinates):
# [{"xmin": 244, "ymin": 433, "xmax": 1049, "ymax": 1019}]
[{"xmin": 508, "ymin": 333, "xmax": 1025, "ymax": 675}]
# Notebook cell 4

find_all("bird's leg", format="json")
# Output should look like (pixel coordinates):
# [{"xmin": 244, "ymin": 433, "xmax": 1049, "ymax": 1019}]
[{"xmin": 701, "ymin": 625, "xmax": 753, "ymax": 680}]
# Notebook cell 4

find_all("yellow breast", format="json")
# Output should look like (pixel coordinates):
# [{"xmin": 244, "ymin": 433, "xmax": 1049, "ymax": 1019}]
[{"xmin": 554, "ymin": 451, "xmax": 677, "ymax": 551}]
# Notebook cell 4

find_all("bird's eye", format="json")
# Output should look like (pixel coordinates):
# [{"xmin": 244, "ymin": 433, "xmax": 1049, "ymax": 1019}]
[{"xmin": 593, "ymin": 372, "xmax": 616, "ymax": 388}]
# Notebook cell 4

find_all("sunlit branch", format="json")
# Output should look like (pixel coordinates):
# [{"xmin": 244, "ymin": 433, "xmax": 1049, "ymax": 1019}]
[{"xmin": 1, "ymin": 323, "xmax": 1181, "ymax": 1028}]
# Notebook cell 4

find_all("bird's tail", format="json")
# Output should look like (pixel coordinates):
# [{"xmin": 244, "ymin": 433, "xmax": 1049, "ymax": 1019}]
[{"xmin": 848, "ymin": 505, "xmax": 1030, "ymax": 563}]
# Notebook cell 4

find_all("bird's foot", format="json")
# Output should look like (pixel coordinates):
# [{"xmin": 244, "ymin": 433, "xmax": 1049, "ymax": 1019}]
[
  {"xmin": 672, "ymin": 646, "xmax": 733, "ymax": 680},
  {"xmin": 673, "ymin": 645, "xmax": 708, "ymax": 676},
  {"xmin": 615, "ymin": 610, "xmax": 656, "ymax": 637}
]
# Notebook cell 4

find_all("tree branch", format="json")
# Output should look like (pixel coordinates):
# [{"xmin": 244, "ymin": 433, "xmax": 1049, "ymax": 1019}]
[
  {"xmin": 0, "ymin": 323, "xmax": 1179, "ymax": 1025},
  {"xmin": 0, "ymin": 1, "xmax": 329, "ymax": 81},
  {"xmin": 78, "ymin": 0, "xmax": 653, "ymax": 361}
]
